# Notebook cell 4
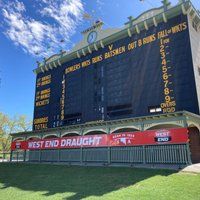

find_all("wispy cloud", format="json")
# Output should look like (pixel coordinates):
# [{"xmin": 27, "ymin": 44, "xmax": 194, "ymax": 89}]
[
  {"xmin": 96, "ymin": 0, "xmax": 104, "ymax": 11},
  {"xmin": 97, "ymin": 0, "xmax": 104, "ymax": 7},
  {"xmin": 0, "ymin": 0, "xmax": 84, "ymax": 57}
]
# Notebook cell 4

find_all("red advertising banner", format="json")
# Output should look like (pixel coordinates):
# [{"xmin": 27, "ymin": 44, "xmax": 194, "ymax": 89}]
[{"xmin": 11, "ymin": 128, "xmax": 188, "ymax": 150}]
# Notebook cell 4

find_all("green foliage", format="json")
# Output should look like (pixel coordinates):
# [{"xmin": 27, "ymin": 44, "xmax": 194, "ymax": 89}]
[
  {"xmin": 15, "ymin": 115, "xmax": 32, "ymax": 132},
  {"xmin": 0, "ymin": 112, "xmax": 32, "ymax": 152}
]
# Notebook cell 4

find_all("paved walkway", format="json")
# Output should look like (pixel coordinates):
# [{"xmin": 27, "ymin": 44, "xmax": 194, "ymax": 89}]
[{"xmin": 181, "ymin": 163, "xmax": 200, "ymax": 173}]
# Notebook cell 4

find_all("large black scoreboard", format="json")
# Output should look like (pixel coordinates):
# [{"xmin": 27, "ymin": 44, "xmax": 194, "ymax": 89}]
[{"xmin": 33, "ymin": 14, "xmax": 199, "ymax": 130}]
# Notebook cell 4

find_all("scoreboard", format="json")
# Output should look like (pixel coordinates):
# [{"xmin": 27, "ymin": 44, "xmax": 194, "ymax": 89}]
[{"xmin": 33, "ymin": 14, "xmax": 199, "ymax": 131}]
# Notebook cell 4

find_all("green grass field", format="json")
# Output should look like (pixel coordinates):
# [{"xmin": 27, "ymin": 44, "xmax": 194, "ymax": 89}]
[{"xmin": 0, "ymin": 163, "xmax": 199, "ymax": 200}]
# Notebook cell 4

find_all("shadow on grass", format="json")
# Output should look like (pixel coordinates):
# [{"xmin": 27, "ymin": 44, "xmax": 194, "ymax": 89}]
[{"xmin": 0, "ymin": 163, "xmax": 174, "ymax": 200}]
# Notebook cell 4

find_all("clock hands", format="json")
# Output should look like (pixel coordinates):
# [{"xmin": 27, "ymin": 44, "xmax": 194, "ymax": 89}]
[{"xmin": 90, "ymin": 34, "xmax": 93, "ymax": 41}]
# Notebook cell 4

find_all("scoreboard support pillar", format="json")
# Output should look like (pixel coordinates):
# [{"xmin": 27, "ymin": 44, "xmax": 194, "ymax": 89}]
[
  {"xmin": 186, "ymin": 143, "xmax": 192, "ymax": 165},
  {"xmin": 80, "ymin": 147, "xmax": 83, "ymax": 164},
  {"xmin": 107, "ymin": 147, "xmax": 111, "ymax": 165},
  {"xmin": 10, "ymin": 150, "xmax": 13, "ymax": 162},
  {"xmin": 39, "ymin": 149, "xmax": 42, "ymax": 163},
  {"xmin": 58, "ymin": 131, "xmax": 61, "ymax": 162},
  {"xmin": 142, "ymin": 146, "xmax": 146, "ymax": 164},
  {"xmin": 16, "ymin": 151, "xmax": 19, "ymax": 163},
  {"xmin": 23, "ymin": 150, "xmax": 26, "ymax": 162},
  {"xmin": 58, "ymin": 149, "xmax": 60, "ymax": 162}
]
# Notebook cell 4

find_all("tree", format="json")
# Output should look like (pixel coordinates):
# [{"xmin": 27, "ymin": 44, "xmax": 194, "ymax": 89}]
[
  {"xmin": 0, "ymin": 112, "xmax": 32, "ymax": 153},
  {"xmin": 15, "ymin": 115, "xmax": 32, "ymax": 132}
]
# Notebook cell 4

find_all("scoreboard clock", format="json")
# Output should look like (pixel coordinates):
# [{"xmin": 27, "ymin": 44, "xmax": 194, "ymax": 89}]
[{"xmin": 87, "ymin": 31, "xmax": 97, "ymax": 44}]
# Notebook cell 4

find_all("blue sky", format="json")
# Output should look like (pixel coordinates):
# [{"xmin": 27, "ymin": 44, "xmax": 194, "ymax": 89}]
[{"xmin": 0, "ymin": 0, "xmax": 200, "ymax": 119}]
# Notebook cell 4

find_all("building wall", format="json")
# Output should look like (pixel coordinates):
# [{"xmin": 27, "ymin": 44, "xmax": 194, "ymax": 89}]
[
  {"xmin": 33, "ymin": 14, "xmax": 199, "ymax": 131},
  {"xmin": 188, "ymin": 14, "xmax": 200, "ymax": 113}
]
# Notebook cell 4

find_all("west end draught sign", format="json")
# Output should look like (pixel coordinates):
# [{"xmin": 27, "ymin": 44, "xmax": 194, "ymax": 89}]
[{"xmin": 11, "ymin": 128, "xmax": 188, "ymax": 150}]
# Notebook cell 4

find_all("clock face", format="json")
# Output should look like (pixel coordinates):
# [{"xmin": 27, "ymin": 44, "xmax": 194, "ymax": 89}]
[{"xmin": 87, "ymin": 31, "xmax": 97, "ymax": 44}]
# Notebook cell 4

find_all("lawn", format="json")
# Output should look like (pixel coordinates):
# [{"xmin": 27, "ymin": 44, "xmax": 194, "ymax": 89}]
[{"xmin": 0, "ymin": 163, "xmax": 199, "ymax": 200}]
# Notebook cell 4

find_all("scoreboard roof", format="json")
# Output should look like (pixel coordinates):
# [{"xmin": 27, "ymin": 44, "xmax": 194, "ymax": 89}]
[{"xmin": 33, "ymin": 0, "xmax": 200, "ymax": 75}]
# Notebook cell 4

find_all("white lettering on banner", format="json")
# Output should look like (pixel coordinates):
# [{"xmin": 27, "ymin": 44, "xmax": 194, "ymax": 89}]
[
  {"xmin": 112, "ymin": 133, "xmax": 135, "ymax": 139},
  {"xmin": 82, "ymin": 138, "xmax": 88, "ymax": 145},
  {"xmin": 94, "ymin": 136, "xmax": 102, "ymax": 145},
  {"xmin": 60, "ymin": 139, "xmax": 65, "ymax": 147},
  {"xmin": 88, "ymin": 137, "xmax": 94, "ymax": 145},
  {"xmin": 155, "ymin": 130, "xmax": 170, "ymax": 137},
  {"xmin": 71, "ymin": 139, "xmax": 77, "ymax": 146},
  {"xmin": 67, "ymin": 139, "xmax": 71, "ymax": 146},
  {"xmin": 45, "ymin": 140, "xmax": 59, "ymax": 148},
  {"xmin": 60, "ymin": 136, "xmax": 102, "ymax": 147},
  {"xmin": 76, "ymin": 139, "xmax": 81, "ymax": 146},
  {"xmin": 28, "ymin": 141, "xmax": 44, "ymax": 149},
  {"xmin": 157, "ymin": 137, "xmax": 169, "ymax": 142}
]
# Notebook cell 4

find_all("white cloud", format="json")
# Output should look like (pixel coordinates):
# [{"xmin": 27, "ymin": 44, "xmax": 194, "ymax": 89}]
[
  {"xmin": 97, "ymin": 0, "xmax": 104, "ymax": 6},
  {"xmin": 15, "ymin": 0, "xmax": 26, "ymax": 12},
  {"xmin": 0, "ymin": 0, "xmax": 84, "ymax": 57},
  {"xmin": 96, "ymin": 0, "xmax": 104, "ymax": 11}
]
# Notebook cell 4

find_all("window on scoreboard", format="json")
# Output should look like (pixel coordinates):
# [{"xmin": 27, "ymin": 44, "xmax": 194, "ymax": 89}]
[
  {"xmin": 107, "ymin": 109, "xmax": 132, "ymax": 117},
  {"xmin": 148, "ymin": 106, "xmax": 162, "ymax": 113},
  {"xmin": 64, "ymin": 113, "xmax": 82, "ymax": 125}
]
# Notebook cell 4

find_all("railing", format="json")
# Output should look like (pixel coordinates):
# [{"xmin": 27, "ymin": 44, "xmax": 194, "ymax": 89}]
[
  {"xmin": 9, "ymin": 143, "xmax": 192, "ymax": 166},
  {"xmin": 0, "ymin": 152, "xmax": 11, "ymax": 162}
]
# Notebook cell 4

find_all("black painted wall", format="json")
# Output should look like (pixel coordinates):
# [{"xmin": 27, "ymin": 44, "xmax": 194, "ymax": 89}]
[{"xmin": 33, "ymin": 14, "xmax": 199, "ymax": 130}]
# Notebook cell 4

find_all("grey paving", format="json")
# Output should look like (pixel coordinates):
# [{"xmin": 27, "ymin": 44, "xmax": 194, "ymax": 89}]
[{"xmin": 181, "ymin": 163, "xmax": 200, "ymax": 173}]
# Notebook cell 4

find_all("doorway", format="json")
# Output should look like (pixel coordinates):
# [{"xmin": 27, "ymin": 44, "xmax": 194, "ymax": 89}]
[{"xmin": 188, "ymin": 127, "xmax": 200, "ymax": 163}]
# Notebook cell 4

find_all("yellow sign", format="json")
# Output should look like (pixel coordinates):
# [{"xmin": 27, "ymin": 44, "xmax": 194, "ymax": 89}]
[{"xmin": 64, "ymin": 22, "xmax": 188, "ymax": 75}]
